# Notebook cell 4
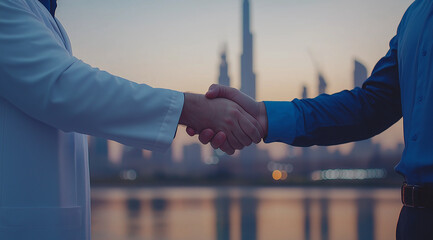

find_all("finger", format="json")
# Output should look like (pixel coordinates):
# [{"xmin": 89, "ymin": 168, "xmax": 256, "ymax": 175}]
[
  {"xmin": 238, "ymin": 113, "xmax": 261, "ymax": 144},
  {"xmin": 227, "ymin": 110, "xmax": 252, "ymax": 147},
  {"xmin": 210, "ymin": 131, "xmax": 227, "ymax": 149},
  {"xmin": 230, "ymin": 128, "xmax": 249, "ymax": 150},
  {"xmin": 226, "ymin": 131, "xmax": 243, "ymax": 150},
  {"xmin": 186, "ymin": 127, "xmax": 197, "ymax": 136},
  {"xmin": 198, "ymin": 129, "xmax": 216, "ymax": 144},
  {"xmin": 220, "ymin": 141, "xmax": 235, "ymax": 155},
  {"xmin": 238, "ymin": 108, "xmax": 263, "ymax": 142},
  {"xmin": 231, "ymin": 122, "xmax": 252, "ymax": 148}
]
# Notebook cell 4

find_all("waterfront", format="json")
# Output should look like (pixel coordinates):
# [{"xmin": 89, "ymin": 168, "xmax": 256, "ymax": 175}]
[{"xmin": 91, "ymin": 187, "xmax": 401, "ymax": 240}]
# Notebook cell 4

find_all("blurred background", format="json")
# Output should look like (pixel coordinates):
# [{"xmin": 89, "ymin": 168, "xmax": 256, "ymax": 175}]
[{"xmin": 57, "ymin": 0, "xmax": 412, "ymax": 239}]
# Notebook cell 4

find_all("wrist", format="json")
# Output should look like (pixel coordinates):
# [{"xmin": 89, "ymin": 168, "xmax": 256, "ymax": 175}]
[
  {"xmin": 179, "ymin": 93, "xmax": 209, "ymax": 128},
  {"xmin": 258, "ymin": 101, "xmax": 268, "ymax": 138},
  {"xmin": 179, "ymin": 93, "xmax": 194, "ymax": 126}
]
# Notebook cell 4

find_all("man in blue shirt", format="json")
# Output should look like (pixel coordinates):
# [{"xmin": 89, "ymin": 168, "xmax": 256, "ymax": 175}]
[{"xmin": 191, "ymin": 1, "xmax": 433, "ymax": 239}]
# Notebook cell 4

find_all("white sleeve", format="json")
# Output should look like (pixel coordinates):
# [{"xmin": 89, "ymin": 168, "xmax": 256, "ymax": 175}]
[{"xmin": 0, "ymin": 0, "xmax": 184, "ymax": 151}]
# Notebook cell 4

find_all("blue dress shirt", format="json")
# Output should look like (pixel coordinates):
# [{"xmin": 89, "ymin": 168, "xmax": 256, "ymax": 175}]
[
  {"xmin": 264, "ymin": 0, "xmax": 433, "ymax": 185},
  {"xmin": 38, "ymin": 0, "xmax": 56, "ymax": 16}
]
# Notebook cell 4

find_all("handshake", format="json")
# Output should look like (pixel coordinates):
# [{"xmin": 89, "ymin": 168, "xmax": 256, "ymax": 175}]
[{"xmin": 179, "ymin": 84, "xmax": 268, "ymax": 155}]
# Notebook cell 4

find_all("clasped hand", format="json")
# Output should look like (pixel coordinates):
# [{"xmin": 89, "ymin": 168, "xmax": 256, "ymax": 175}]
[{"xmin": 179, "ymin": 84, "xmax": 268, "ymax": 155}]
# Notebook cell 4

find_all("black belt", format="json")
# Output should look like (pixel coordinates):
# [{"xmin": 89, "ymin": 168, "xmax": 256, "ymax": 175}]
[{"xmin": 401, "ymin": 183, "xmax": 433, "ymax": 208}]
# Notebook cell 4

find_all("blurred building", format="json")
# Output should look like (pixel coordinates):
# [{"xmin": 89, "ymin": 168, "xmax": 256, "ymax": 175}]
[
  {"xmin": 240, "ymin": 0, "xmax": 256, "ymax": 99},
  {"xmin": 183, "ymin": 143, "xmax": 204, "ymax": 177},
  {"xmin": 122, "ymin": 146, "xmax": 145, "ymax": 170},
  {"xmin": 150, "ymin": 147, "xmax": 173, "ymax": 177},
  {"xmin": 302, "ymin": 85, "xmax": 308, "ymax": 99},
  {"xmin": 88, "ymin": 136, "xmax": 112, "ymax": 178},
  {"xmin": 318, "ymin": 73, "xmax": 327, "ymax": 95},
  {"xmin": 350, "ymin": 59, "xmax": 375, "ymax": 167},
  {"xmin": 218, "ymin": 46, "xmax": 231, "ymax": 87}
]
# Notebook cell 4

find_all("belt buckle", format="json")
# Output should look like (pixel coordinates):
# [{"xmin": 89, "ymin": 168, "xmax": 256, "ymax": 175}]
[{"xmin": 402, "ymin": 183, "xmax": 421, "ymax": 208}]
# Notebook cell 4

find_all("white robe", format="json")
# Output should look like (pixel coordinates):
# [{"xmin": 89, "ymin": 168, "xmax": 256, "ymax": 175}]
[{"xmin": 0, "ymin": 0, "xmax": 184, "ymax": 239}]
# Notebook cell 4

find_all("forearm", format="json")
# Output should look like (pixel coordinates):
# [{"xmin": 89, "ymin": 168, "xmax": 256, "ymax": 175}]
[
  {"xmin": 47, "ymin": 61, "xmax": 184, "ymax": 150},
  {"xmin": 292, "ymin": 87, "xmax": 401, "ymax": 146},
  {"xmin": 4, "ymin": 59, "xmax": 184, "ymax": 150},
  {"xmin": 264, "ymin": 86, "xmax": 402, "ymax": 147}
]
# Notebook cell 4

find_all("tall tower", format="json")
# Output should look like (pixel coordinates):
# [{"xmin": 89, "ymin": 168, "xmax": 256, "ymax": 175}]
[
  {"xmin": 240, "ymin": 0, "xmax": 256, "ymax": 99},
  {"xmin": 218, "ymin": 47, "xmax": 231, "ymax": 87}
]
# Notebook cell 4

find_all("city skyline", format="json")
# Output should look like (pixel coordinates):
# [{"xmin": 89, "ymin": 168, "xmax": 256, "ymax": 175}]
[
  {"xmin": 88, "ymin": 57, "xmax": 404, "ymax": 183},
  {"xmin": 56, "ymin": 0, "xmax": 411, "ymax": 161}
]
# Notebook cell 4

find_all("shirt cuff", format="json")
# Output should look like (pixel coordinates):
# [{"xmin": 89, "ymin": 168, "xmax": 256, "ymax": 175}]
[
  {"xmin": 263, "ymin": 101, "xmax": 297, "ymax": 144},
  {"xmin": 153, "ymin": 90, "xmax": 184, "ymax": 151}
]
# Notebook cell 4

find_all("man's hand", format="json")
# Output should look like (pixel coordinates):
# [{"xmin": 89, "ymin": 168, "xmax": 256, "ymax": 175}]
[
  {"xmin": 179, "ymin": 92, "xmax": 263, "ymax": 155},
  {"xmin": 186, "ymin": 84, "xmax": 268, "ymax": 154}
]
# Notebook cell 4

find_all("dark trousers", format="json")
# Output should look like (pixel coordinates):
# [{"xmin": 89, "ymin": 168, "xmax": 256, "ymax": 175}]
[{"xmin": 397, "ymin": 206, "xmax": 433, "ymax": 240}]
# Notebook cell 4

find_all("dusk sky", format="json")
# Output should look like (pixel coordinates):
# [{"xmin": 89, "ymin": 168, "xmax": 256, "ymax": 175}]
[{"xmin": 56, "ymin": 0, "xmax": 413, "ymax": 161}]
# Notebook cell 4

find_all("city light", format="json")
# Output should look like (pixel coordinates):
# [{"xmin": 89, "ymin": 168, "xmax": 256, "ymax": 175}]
[
  {"xmin": 311, "ymin": 169, "xmax": 387, "ymax": 181},
  {"xmin": 120, "ymin": 169, "xmax": 137, "ymax": 181},
  {"xmin": 280, "ymin": 171, "xmax": 288, "ymax": 180},
  {"xmin": 267, "ymin": 161, "xmax": 294, "ymax": 173},
  {"xmin": 272, "ymin": 170, "xmax": 282, "ymax": 181}
]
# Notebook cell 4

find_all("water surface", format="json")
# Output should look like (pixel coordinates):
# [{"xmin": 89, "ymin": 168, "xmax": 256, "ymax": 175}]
[{"xmin": 91, "ymin": 187, "xmax": 401, "ymax": 240}]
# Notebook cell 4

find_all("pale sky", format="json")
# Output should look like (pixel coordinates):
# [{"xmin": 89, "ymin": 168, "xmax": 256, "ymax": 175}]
[{"xmin": 56, "ymin": 0, "xmax": 413, "ymax": 161}]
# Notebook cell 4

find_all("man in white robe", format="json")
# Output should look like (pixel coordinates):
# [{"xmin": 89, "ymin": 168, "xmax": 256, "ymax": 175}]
[{"xmin": 0, "ymin": 0, "xmax": 264, "ymax": 239}]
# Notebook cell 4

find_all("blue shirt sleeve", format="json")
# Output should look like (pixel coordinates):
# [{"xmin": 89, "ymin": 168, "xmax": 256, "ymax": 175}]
[
  {"xmin": 264, "ymin": 35, "xmax": 402, "ymax": 147},
  {"xmin": 263, "ymin": 101, "xmax": 296, "ymax": 144}
]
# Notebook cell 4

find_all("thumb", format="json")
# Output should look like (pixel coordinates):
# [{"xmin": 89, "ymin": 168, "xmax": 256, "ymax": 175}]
[
  {"xmin": 205, "ymin": 84, "xmax": 235, "ymax": 99},
  {"xmin": 205, "ymin": 84, "xmax": 221, "ymax": 99}
]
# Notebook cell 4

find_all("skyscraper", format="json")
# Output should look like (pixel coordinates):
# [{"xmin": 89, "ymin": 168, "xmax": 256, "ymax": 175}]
[
  {"xmin": 350, "ymin": 59, "xmax": 374, "ymax": 162},
  {"xmin": 240, "ymin": 0, "xmax": 256, "ymax": 99},
  {"xmin": 218, "ymin": 47, "xmax": 231, "ymax": 87}
]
